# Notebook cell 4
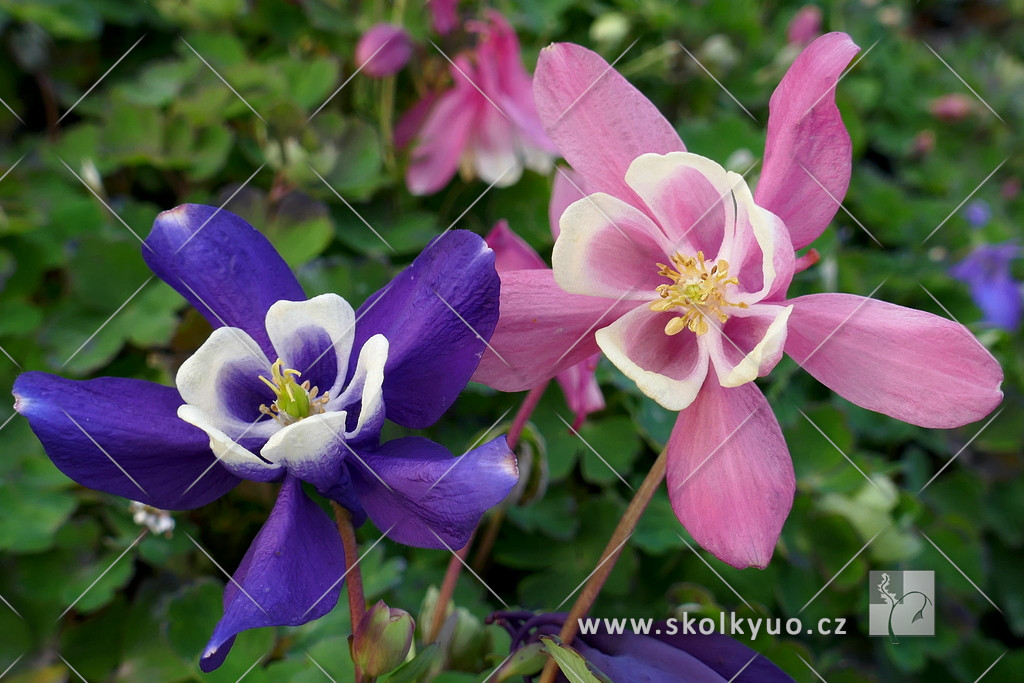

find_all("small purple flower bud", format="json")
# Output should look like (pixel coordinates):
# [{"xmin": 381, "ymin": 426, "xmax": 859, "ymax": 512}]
[
  {"xmin": 353, "ymin": 601, "xmax": 415, "ymax": 677},
  {"xmin": 356, "ymin": 24, "xmax": 413, "ymax": 78},
  {"xmin": 964, "ymin": 200, "xmax": 991, "ymax": 228}
]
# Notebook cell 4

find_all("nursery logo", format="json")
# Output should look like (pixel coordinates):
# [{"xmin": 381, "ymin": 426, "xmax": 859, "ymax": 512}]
[{"xmin": 868, "ymin": 570, "xmax": 935, "ymax": 642}]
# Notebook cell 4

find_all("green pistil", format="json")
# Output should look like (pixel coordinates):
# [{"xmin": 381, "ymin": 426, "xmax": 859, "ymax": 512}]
[{"xmin": 259, "ymin": 359, "xmax": 327, "ymax": 424}]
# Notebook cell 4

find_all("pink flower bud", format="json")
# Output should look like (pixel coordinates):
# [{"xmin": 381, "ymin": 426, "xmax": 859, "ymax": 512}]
[
  {"xmin": 787, "ymin": 6, "xmax": 823, "ymax": 46},
  {"xmin": 428, "ymin": 0, "xmax": 459, "ymax": 35},
  {"xmin": 356, "ymin": 24, "xmax": 413, "ymax": 78},
  {"xmin": 929, "ymin": 93, "xmax": 973, "ymax": 122}
]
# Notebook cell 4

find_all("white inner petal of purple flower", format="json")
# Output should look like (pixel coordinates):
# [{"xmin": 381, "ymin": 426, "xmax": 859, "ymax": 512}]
[{"xmin": 175, "ymin": 293, "xmax": 389, "ymax": 480}]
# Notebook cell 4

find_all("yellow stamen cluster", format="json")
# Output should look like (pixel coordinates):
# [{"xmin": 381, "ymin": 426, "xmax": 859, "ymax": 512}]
[
  {"xmin": 258, "ymin": 359, "xmax": 329, "ymax": 425},
  {"xmin": 649, "ymin": 251, "xmax": 748, "ymax": 336}
]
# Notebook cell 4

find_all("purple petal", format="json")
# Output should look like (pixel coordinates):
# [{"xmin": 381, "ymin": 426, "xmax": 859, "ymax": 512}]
[
  {"xmin": 200, "ymin": 475, "xmax": 346, "ymax": 672},
  {"xmin": 144, "ymin": 204, "xmax": 306, "ymax": 359},
  {"xmin": 351, "ymin": 230, "xmax": 500, "ymax": 429},
  {"xmin": 573, "ymin": 635, "xmax": 725, "ymax": 682},
  {"xmin": 350, "ymin": 436, "xmax": 517, "ymax": 549},
  {"xmin": 13, "ymin": 372, "xmax": 239, "ymax": 510},
  {"xmin": 648, "ymin": 630, "xmax": 795, "ymax": 682}
]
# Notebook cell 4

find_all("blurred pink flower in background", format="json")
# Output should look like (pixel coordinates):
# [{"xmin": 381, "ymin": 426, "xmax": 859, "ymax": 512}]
[
  {"xmin": 485, "ymin": 218, "xmax": 605, "ymax": 429},
  {"xmin": 401, "ymin": 11, "xmax": 556, "ymax": 195},
  {"xmin": 786, "ymin": 6, "xmax": 823, "ymax": 46},
  {"xmin": 356, "ymin": 24, "xmax": 413, "ymax": 78},
  {"xmin": 428, "ymin": 0, "xmax": 459, "ymax": 35},
  {"xmin": 929, "ymin": 93, "xmax": 973, "ymax": 121}
]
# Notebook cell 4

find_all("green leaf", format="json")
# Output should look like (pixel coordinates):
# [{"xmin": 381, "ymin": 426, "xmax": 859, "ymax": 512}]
[
  {"xmin": 384, "ymin": 642, "xmax": 440, "ymax": 683},
  {"xmin": 263, "ymin": 192, "xmax": 333, "ymax": 267},
  {"xmin": 539, "ymin": 636, "xmax": 613, "ymax": 683}
]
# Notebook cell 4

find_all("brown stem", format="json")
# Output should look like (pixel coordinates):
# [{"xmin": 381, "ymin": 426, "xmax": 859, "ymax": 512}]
[
  {"xmin": 427, "ymin": 530, "xmax": 472, "ymax": 643},
  {"xmin": 470, "ymin": 507, "xmax": 505, "ymax": 572},
  {"xmin": 427, "ymin": 382, "xmax": 549, "ymax": 641},
  {"xmin": 332, "ymin": 502, "xmax": 367, "ymax": 682},
  {"xmin": 537, "ymin": 448, "xmax": 668, "ymax": 683}
]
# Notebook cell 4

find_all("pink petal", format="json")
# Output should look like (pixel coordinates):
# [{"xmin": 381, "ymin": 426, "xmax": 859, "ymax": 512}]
[
  {"xmin": 480, "ymin": 12, "xmax": 556, "ymax": 154},
  {"xmin": 553, "ymin": 192, "xmax": 671, "ymax": 299},
  {"xmin": 395, "ymin": 92, "xmax": 439, "ymax": 149},
  {"xmin": 405, "ymin": 64, "xmax": 480, "ymax": 195},
  {"xmin": 707, "ymin": 304, "xmax": 793, "ymax": 388},
  {"xmin": 533, "ymin": 43, "xmax": 685, "ymax": 207},
  {"xmin": 471, "ymin": 269, "xmax": 635, "ymax": 392},
  {"xmin": 548, "ymin": 167, "xmax": 588, "ymax": 240},
  {"xmin": 485, "ymin": 220, "xmax": 547, "ymax": 272},
  {"xmin": 667, "ymin": 378, "xmax": 794, "ymax": 569},
  {"xmin": 785, "ymin": 293, "xmax": 1004, "ymax": 428},
  {"xmin": 623, "ymin": 152, "xmax": 733, "ymax": 258},
  {"xmin": 755, "ymin": 33, "xmax": 860, "ymax": 250},
  {"xmin": 595, "ymin": 303, "xmax": 710, "ymax": 411},
  {"xmin": 469, "ymin": 101, "xmax": 523, "ymax": 186},
  {"xmin": 624, "ymin": 152, "xmax": 795, "ymax": 302},
  {"xmin": 555, "ymin": 354, "xmax": 605, "ymax": 428}
]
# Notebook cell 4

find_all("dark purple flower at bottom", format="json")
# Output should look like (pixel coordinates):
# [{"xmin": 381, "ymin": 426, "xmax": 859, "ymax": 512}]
[
  {"xmin": 490, "ymin": 612, "xmax": 795, "ymax": 682},
  {"xmin": 13, "ymin": 205, "xmax": 518, "ymax": 671},
  {"xmin": 950, "ymin": 242, "xmax": 1022, "ymax": 331}
]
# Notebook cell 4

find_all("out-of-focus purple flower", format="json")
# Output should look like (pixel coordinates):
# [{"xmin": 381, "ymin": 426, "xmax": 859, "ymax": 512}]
[
  {"xmin": 787, "ymin": 6, "xmax": 823, "ymax": 46},
  {"xmin": 428, "ymin": 0, "xmax": 459, "ymax": 35},
  {"xmin": 402, "ymin": 11, "xmax": 556, "ymax": 195},
  {"xmin": 356, "ymin": 24, "xmax": 413, "ymax": 78},
  {"xmin": 485, "ymin": 219, "xmax": 605, "ymax": 428},
  {"xmin": 951, "ymin": 242, "xmax": 1023, "ymax": 331},
  {"xmin": 14, "ymin": 205, "xmax": 518, "ymax": 672},
  {"xmin": 490, "ymin": 612, "xmax": 796, "ymax": 682},
  {"xmin": 929, "ymin": 93, "xmax": 972, "ymax": 122},
  {"xmin": 964, "ymin": 199, "xmax": 991, "ymax": 228}
]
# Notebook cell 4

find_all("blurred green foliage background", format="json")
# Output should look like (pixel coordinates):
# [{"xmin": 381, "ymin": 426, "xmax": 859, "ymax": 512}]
[{"xmin": 0, "ymin": 0, "xmax": 1022, "ymax": 681}]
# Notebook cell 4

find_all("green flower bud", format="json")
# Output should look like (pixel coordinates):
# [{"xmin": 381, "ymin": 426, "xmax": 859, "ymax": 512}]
[{"xmin": 353, "ymin": 601, "xmax": 415, "ymax": 678}]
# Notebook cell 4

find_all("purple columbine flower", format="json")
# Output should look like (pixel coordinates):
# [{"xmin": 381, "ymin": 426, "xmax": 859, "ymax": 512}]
[
  {"xmin": 950, "ymin": 242, "xmax": 1023, "ymax": 331},
  {"xmin": 13, "ymin": 205, "xmax": 518, "ymax": 671},
  {"xmin": 491, "ymin": 612, "xmax": 795, "ymax": 682}
]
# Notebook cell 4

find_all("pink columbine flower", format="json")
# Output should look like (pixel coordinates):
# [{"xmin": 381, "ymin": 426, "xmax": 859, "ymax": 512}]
[
  {"xmin": 356, "ymin": 24, "xmax": 414, "ymax": 78},
  {"xmin": 473, "ymin": 34, "xmax": 1004, "ymax": 569},
  {"xmin": 787, "ymin": 6, "xmax": 823, "ymax": 46},
  {"xmin": 486, "ymin": 219, "xmax": 606, "ymax": 429},
  {"xmin": 402, "ymin": 11, "xmax": 556, "ymax": 195}
]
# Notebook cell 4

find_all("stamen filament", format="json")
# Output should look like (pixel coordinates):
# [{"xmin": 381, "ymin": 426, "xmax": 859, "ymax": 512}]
[{"xmin": 649, "ymin": 250, "xmax": 748, "ymax": 336}]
